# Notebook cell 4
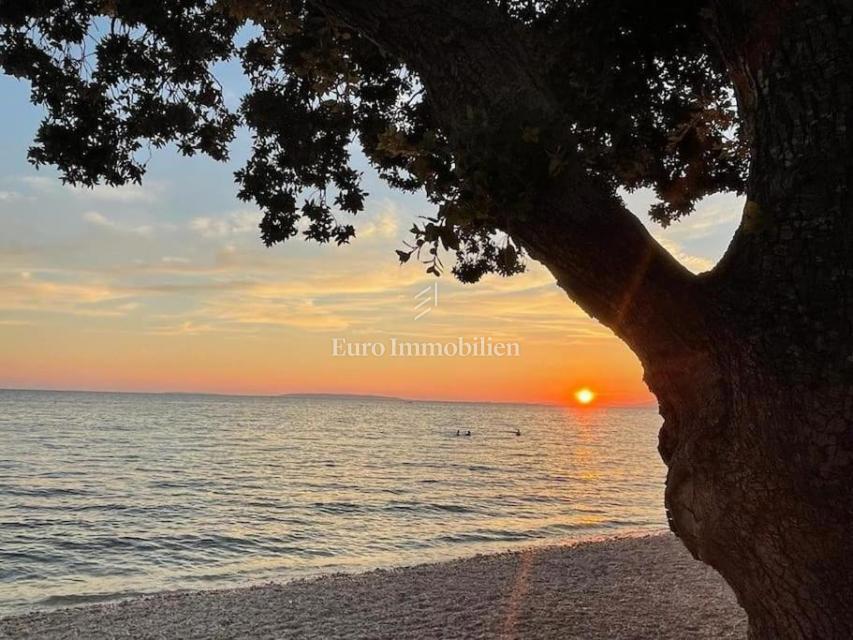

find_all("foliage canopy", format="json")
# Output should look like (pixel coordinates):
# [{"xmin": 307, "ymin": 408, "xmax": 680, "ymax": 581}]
[{"xmin": 0, "ymin": 0, "xmax": 746, "ymax": 281}]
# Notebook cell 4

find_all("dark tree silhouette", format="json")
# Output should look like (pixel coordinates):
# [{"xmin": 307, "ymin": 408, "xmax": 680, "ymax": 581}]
[{"xmin": 1, "ymin": 1, "xmax": 851, "ymax": 636}]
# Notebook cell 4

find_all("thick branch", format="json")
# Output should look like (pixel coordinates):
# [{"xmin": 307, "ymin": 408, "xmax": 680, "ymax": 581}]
[
  {"xmin": 310, "ymin": 0, "xmax": 710, "ymax": 365},
  {"xmin": 704, "ymin": 0, "xmax": 853, "ymax": 378},
  {"xmin": 309, "ymin": 0, "xmax": 550, "ymax": 128},
  {"xmin": 515, "ymin": 174, "xmax": 708, "ymax": 358},
  {"xmin": 707, "ymin": 0, "xmax": 853, "ymax": 277}
]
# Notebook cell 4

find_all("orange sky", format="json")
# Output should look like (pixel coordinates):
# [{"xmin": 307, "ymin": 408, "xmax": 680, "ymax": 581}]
[{"xmin": 0, "ymin": 258, "xmax": 651, "ymax": 405}]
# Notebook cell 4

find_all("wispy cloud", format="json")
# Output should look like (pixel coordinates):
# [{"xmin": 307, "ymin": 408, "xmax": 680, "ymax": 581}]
[
  {"xmin": 358, "ymin": 202, "xmax": 400, "ymax": 240},
  {"xmin": 73, "ymin": 183, "xmax": 163, "ymax": 203},
  {"xmin": 20, "ymin": 176, "xmax": 166, "ymax": 204},
  {"xmin": 655, "ymin": 237, "xmax": 716, "ymax": 274},
  {"xmin": 189, "ymin": 210, "xmax": 261, "ymax": 238},
  {"xmin": 0, "ymin": 270, "xmax": 138, "ymax": 317},
  {"xmin": 83, "ymin": 211, "xmax": 154, "ymax": 237}
]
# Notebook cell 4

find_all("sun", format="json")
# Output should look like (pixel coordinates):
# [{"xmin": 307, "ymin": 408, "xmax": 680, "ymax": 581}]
[{"xmin": 574, "ymin": 387, "xmax": 596, "ymax": 405}]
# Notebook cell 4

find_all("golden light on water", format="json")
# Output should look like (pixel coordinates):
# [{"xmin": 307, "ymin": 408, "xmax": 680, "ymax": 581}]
[{"xmin": 574, "ymin": 387, "xmax": 596, "ymax": 405}]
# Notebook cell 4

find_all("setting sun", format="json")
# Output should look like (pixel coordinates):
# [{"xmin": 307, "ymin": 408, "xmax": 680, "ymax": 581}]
[{"xmin": 574, "ymin": 388, "xmax": 596, "ymax": 405}]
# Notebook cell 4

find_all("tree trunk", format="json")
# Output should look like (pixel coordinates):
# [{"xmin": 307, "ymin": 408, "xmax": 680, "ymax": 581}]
[
  {"xmin": 657, "ymin": 2, "xmax": 853, "ymax": 637},
  {"xmin": 516, "ymin": 190, "xmax": 853, "ymax": 640},
  {"xmin": 314, "ymin": 1, "xmax": 853, "ymax": 636},
  {"xmin": 505, "ymin": 2, "xmax": 853, "ymax": 636},
  {"xmin": 660, "ymin": 357, "xmax": 853, "ymax": 639}
]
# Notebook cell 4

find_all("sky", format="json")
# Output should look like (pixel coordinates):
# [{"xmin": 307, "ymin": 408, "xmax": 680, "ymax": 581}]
[{"xmin": 0, "ymin": 67, "xmax": 743, "ymax": 406}]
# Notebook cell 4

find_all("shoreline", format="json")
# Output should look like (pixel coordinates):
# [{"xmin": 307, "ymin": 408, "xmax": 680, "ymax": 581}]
[
  {"xmin": 0, "ymin": 532, "xmax": 746, "ymax": 639},
  {"xmin": 3, "ymin": 526, "xmax": 669, "ymax": 617}
]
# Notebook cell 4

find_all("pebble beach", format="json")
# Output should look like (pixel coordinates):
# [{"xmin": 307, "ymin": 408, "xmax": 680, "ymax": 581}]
[{"xmin": 0, "ymin": 533, "xmax": 747, "ymax": 640}]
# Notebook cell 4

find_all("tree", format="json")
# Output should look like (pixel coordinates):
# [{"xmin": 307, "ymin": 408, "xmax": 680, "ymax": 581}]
[{"xmin": 1, "ymin": 1, "xmax": 850, "ymax": 636}]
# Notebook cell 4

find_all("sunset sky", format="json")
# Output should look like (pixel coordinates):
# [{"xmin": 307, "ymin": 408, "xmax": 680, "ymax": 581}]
[{"xmin": 0, "ymin": 67, "xmax": 742, "ymax": 406}]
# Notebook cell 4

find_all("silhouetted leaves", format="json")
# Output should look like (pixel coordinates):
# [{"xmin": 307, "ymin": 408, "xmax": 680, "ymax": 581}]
[{"xmin": 0, "ymin": 0, "xmax": 747, "ymax": 278}]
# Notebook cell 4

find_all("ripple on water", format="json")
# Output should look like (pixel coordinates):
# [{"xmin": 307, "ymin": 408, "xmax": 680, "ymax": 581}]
[{"xmin": 0, "ymin": 391, "xmax": 666, "ymax": 615}]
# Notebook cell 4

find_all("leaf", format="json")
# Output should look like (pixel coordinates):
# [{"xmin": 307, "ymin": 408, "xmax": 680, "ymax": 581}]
[
  {"xmin": 438, "ymin": 225, "xmax": 459, "ymax": 251},
  {"xmin": 423, "ymin": 223, "xmax": 439, "ymax": 242}
]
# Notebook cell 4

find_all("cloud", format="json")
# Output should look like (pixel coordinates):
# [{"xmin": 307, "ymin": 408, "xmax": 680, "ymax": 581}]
[
  {"xmin": 660, "ymin": 196, "xmax": 742, "ymax": 243},
  {"xmin": 207, "ymin": 298, "xmax": 353, "ymax": 331},
  {"xmin": 148, "ymin": 320, "xmax": 211, "ymax": 335},
  {"xmin": 0, "ymin": 270, "xmax": 138, "ymax": 317},
  {"xmin": 359, "ymin": 204, "xmax": 400, "ymax": 239},
  {"xmin": 17, "ymin": 176, "xmax": 57, "ymax": 191},
  {"xmin": 72, "ymin": 183, "xmax": 162, "ymax": 203},
  {"xmin": 624, "ymin": 187, "xmax": 741, "ymax": 271},
  {"xmin": 83, "ymin": 211, "xmax": 154, "ymax": 237},
  {"xmin": 0, "ymin": 179, "xmax": 613, "ymax": 348},
  {"xmin": 189, "ymin": 210, "xmax": 261, "ymax": 238},
  {"xmin": 20, "ymin": 176, "xmax": 165, "ymax": 204},
  {"xmin": 83, "ymin": 211, "xmax": 112, "ymax": 226},
  {"xmin": 655, "ymin": 237, "xmax": 716, "ymax": 274},
  {"xmin": 149, "ymin": 296, "xmax": 354, "ymax": 335}
]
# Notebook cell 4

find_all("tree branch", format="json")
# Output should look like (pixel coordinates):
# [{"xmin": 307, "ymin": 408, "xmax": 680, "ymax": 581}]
[
  {"xmin": 512, "ymin": 169, "xmax": 712, "ymax": 367},
  {"xmin": 700, "ymin": 0, "xmax": 853, "ymax": 380},
  {"xmin": 310, "ymin": 0, "xmax": 712, "ymax": 366},
  {"xmin": 309, "ymin": 0, "xmax": 551, "ymax": 130}
]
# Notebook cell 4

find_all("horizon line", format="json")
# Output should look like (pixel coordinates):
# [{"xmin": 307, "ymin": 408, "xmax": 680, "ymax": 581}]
[{"xmin": 0, "ymin": 386, "xmax": 658, "ymax": 409}]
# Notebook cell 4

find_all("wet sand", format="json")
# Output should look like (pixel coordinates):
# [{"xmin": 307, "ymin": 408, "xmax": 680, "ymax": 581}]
[{"xmin": 0, "ymin": 533, "xmax": 746, "ymax": 639}]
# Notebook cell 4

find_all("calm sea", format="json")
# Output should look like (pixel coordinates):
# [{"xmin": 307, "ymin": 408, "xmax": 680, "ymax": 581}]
[{"xmin": 0, "ymin": 389, "xmax": 666, "ymax": 616}]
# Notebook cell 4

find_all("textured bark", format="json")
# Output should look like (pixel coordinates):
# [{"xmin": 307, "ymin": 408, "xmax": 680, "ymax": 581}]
[
  {"xmin": 310, "ymin": 1, "xmax": 853, "ymax": 637},
  {"xmin": 668, "ymin": 2, "xmax": 853, "ymax": 637}
]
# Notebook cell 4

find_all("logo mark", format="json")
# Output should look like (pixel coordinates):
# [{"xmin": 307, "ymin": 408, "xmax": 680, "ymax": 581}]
[{"xmin": 414, "ymin": 282, "xmax": 439, "ymax": 320}]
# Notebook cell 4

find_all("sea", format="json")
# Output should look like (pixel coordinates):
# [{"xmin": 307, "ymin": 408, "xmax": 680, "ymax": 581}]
[{"xmin": 0, "ymin": 389, "xmax": 667, "ymax": 616}]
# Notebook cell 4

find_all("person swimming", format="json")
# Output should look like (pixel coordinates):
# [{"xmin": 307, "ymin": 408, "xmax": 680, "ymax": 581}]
[
  {"xmin": 464, "ymin": 430, "xmax": 471, "ymax": 437},
  {"xmin": 515, "ymin": 429, "xmax": 521, "ymax": 436},
  {"xmin": 455, "ymin": 429, "xmax": 460, "ymax": 436}
]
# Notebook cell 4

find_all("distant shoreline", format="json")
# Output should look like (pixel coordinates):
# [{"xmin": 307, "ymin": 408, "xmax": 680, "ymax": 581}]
[
  {"xmin": 0, "ymin": 533, "xmax": 745, "ymax": 640},
  {"xmin": 0, "ymin": 387, "xmax": 657, "ymax": 409}
]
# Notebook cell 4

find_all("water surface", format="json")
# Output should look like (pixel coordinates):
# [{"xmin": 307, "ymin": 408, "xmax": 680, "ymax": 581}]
[{"xmin": 0, "ymin": 390, "xmax": 666, "ymax": 615}]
